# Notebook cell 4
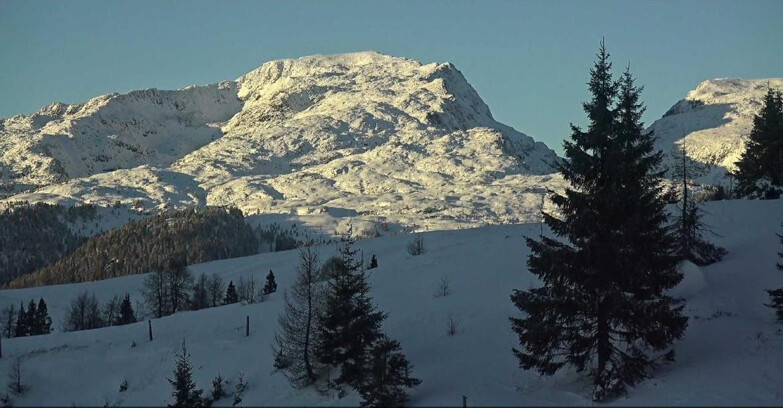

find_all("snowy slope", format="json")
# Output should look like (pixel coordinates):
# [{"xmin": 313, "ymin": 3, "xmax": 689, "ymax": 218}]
[
  {"xmin": 0, "ymin": 198, "xmax": 782, "ymax": 406},
  {"xmin": 649, "ymin": 78, "xmax": 783, "ymax": 186},
  {"xmin": 1, "ymin": 52, "xmax": 562, "ymax": 227}
]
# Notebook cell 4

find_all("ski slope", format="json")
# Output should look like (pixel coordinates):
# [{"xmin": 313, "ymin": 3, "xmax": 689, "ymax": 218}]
[{"xmin": 0, "ymin": 198, "xmax": 781, "ymax": 406}]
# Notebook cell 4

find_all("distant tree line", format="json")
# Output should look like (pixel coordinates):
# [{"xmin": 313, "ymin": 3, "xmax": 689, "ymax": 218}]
[
  {"xmin": 1, "ymin": 298, "xmax": 53, "ymax": 338},
  {"xmin": 0, "ymin": 202, "xmax": 97, "ymax": 284},
  {"xmin": 9, "ymin": 207, "xmax": 258, "ymax": 288},
  {"xmin": 64, "ymin": 292, "xmax": 137, "ymax": 332}
]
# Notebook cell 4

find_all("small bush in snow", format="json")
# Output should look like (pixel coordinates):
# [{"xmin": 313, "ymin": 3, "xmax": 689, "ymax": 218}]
[
  {"xmin": 406, "ymin": 234, "xmax": 426, "ymax": 256},
  {"xmin": 232, "ymin": 372, "xmax": 246, "ymax": 407},
  {"xmin": 433, "ymin": 276, "xmax": 451, "ymax": 298},
  {"xmin": 7, "ymin": 358, "xmax": 25, "ymax": 396},
  {"xmin": 446, "ymin": 314, "xmax": 460, "ymax": 336},
  {"xmin": 210, "ymin": 373, "xmax": 226, "ymax": 402},
  {"xmin": 119, "ymin": 379, "xmax": 128, "ymax": 393}
]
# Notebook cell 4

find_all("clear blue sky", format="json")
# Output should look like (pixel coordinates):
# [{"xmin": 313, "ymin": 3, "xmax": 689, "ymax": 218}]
[{"xmin": 1, "ymin": 1, "xmax": 781, "ymax": 154}]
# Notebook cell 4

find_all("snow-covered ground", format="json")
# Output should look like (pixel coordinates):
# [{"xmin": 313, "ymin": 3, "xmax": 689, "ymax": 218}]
[{"xmin": 1, "ymin": 197, "xmax": 781, "ymax": 406}]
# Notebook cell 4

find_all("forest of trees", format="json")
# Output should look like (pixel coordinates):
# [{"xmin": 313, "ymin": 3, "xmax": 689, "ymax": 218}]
[
  {"xmin": 9, "ymin": 207, "xmax": 258, "ymax": 288},
  {"xmin": 0, "ymin": 202, "xmax": 97, "ymax": 284}
]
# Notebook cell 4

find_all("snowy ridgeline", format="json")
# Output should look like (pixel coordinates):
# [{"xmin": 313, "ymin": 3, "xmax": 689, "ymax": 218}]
[
  {"xmin": 0, "ymin": 198, "xmax": 781, "ymax": 406},
  {"xmin": 2, "ymin": 51, "xmax": 774, "ymax": 228}
]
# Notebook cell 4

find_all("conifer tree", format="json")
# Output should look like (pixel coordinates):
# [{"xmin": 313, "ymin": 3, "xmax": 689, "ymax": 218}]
[
  {"xmin": 767, "ymin": 226, "xmax": 783, "ymax": 321},
  {"xmin": 35, "ymin": 298, "xmax": 52, "ymax": 335},
  {"xmin": 369, "ymin": 255, "xmax": 378, "ymax": 269},
  {"xmin": 316, "ymin": 239, "xmax": 386, "ymax": 387},
  {"xmin": 14, "ymin": 303, "xmax": 26, "ymax": 338},
  {"xmin": 224, "ymin": 281, "xmax": 239, "ymax": 304},
  {"xmin": 734, "ymin": 87, "xmax": 783, "ymax": 198},
  {"xmin": 273, "ymin": 246, "xmax": 323, "ymax": 389},
  {"xmin": 25, "ymin": 300, "xmax": 37, "ymax": 336},
  {"xmin": 355, "ymin": 336, "xmax": 421, "ymax": 408},
  {"xmin": 117, "ymin": 294, "xmax": 137, "ymax": 325},
  {"xmin": 671, "ymin": 147, "xmax": 727, "ymax": 266},
  {"xmin": 511, "ymin": 43, "xmax": 687, "ymax": 401},
  {"xmin": 263, "ymin": 270, "xmax": 278, "ymax": 295},
  {"xmin": 167, "ymin": 339, "xmax": 204, "ymax": 408}
]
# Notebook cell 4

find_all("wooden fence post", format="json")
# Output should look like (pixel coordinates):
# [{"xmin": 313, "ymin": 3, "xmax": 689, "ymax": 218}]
[
  {"xmin": 246, "ymin": 316, "xmax": 250, "ymax": 337},
  {"xmin": 148, "ymin": 320, "xmax": 153, "ymax": 341},
  {"xmin": 462, "ymin": 395, "xmax": 467, "ymax": 408}
]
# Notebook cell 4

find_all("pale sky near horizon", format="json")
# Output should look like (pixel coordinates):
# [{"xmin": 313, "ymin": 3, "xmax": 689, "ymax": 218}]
[{"xmin": 1, "ymin": 0, "xmax": 781, "ymax": 154}]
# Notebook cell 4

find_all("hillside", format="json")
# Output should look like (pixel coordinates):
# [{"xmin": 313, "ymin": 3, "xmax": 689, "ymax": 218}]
[
  {"xmin": 0, "ymin": 198, "xmax": 781, "ymax": 406},
  {"xmin": 650, "ymin": 78, "xmax": 783, "ymax": 187},
  {"xmin": 0, "ymin": 52, "xmax": 562, "ymax": 229}
]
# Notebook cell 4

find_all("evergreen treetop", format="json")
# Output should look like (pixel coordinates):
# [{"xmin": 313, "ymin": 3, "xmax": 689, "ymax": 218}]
[
  {"xmin": 511, "ymin": 41, "xmax": 687, "ymax": 401},
  {"xmin": 734, "ymin": 87, "xmax": 783, "ymax": 198}
]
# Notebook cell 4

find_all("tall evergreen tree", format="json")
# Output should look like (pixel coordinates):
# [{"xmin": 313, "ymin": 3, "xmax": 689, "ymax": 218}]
[
  {"xmin": 167, "ymin": 339, "xmax": 204, "ymax": 408},
  {"xmin": 355, "ymin": 336, "xmax": 421, "ymax": 408},
  {"xmin": 14, "ymin": 303, "xmax": 26, "ymax": 338},
  {"xmin": 25, "ymin": 300, "xmax": 37, "ymax": 336},
  {"xmin": 316, "ymin": 239, "xmax": 386, "ymax": 388},
  {"xmin": 734, "ymin": 87, "xmax": 783, "ymax": 198},
  {"xmin": 263, "ymin": 270, "xmax": 278, "ymax": 295},
  {"xmin": 510, "ymin": 44, "xmax": 687, "ymax": 401},
  {"xmin": 273, "ymin": 246, "xmax": 323, "ymax": 389},
  {"xmin": 117, "ymin": 294, "xmax": 137, "ymax": 325},
  {"xmin": 224, "ymin": 281, "xmax": 239, "ymax": 304},
  {"xmin": 767, "ymin": 225, "xmax": 783, "ymax": 321},
  {"xmin": 35, "ymin": 298, "xmax": 52, "ymax": 335}
]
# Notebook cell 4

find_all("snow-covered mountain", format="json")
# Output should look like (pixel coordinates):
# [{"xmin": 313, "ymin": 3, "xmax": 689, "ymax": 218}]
[
  {"xmin": 0, "ymin": 52, "xmax": 562, "ymax": 228},
  {"xmin": 650, "ymin": 78, "xmax": 783, "ymax": 186}
]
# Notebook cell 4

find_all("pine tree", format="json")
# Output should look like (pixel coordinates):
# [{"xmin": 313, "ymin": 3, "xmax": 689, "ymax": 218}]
[
  {"xmin": 369, "ymin": 255, "xmax": 378, "ymax": 269},
  {"xmin": 273, "ymin": 246, "xmax": 323, "ymax": 389},
  {"xmin": 14, "ymin": 303, "xmax": 26, "ymax": 338},
  {"xmin": 355, "ymin": 336, "xmax": 421, "ymax": 408},
  {"xmin": 671, "ymin": 147, "xmax": 727, "ymax": 266},
  {"xmin": 316, "ymin": 239, "xmax": 387, "ymax": 388},
  {"xmin": 35, "ymin": 298, "xmax": 52, "ymax": 335},
  {"xmin": 511, "ymin": 43, "xmax": 687, "ymax": 401},
  {"xmin": 734, "ymin": 87, "xmax": 783, "ymax": 198},
  {"xmin": 263, "ymin": 270, "xmax": 278, "ymax": 295},
  {"xmin": 117, "ymin": 294, "xmax": 137, "ymax": 325},
  {"xmin": 167, "ymin": 339, "xmax": 204, "ymax": 408},
  {"xmin": 767, "ymin": 226, "xmax": 783, "ymax": 321},
  {"xmin": 224, "ymin": 281, "xmax": 239, "ymax": 304},
  {"xmin": 25, "ymin": 300, "xmax": 37, "ymax": 336}
]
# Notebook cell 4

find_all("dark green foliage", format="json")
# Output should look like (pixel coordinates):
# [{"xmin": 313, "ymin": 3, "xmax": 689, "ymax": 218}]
[
  {"xmin": 34, "ymin": 298, "xmax": 52, "ymax": 335},
  {"xmin": 263, "ymin": 270, "xmax": 277, "ymax": 295},
  {"xmin": 117, "ymin": 294, "xmax": 137, "ymax": 326},
  {"xmin": 316, "ymin": 239, "xmax": 387, "ymax": 387},
  {"xmin": 13, "ymin": 304, "xmax": 26, "ymax": 338},
  {"xmin": 734, "ymin": 87, "xmax": 783, "ymax": 198},
  {"xmin": 511, "ymin": 43, "xmax": 687, "ymax": 401},
  {"xmin": 1, "ymin": 305, "xmax": 15, "ymax": 338},
  {"xmin": 369, "ymin": 255, "xmax": 378, "ymax": 269},
  {"xmin": 767, "ymin": 229, "xmax": 783, "ymax": 321},
  {"xmin": 224, "ymin": 281, "xmax": 239, "ymax": 304},
  {"xmin": 355, "ymin": 336, "xmax": 421, "ymax": 408},
  {"xmin": 10, "ymin": 207, "xmax": 258, "ymax": 288},
  {"xmin": 167, "ymin": 340, "xmax": 204, "ymax": 408},
  {"xmin": 0, "ymin": 202, "xmax": 96, "ymax": 285}
]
